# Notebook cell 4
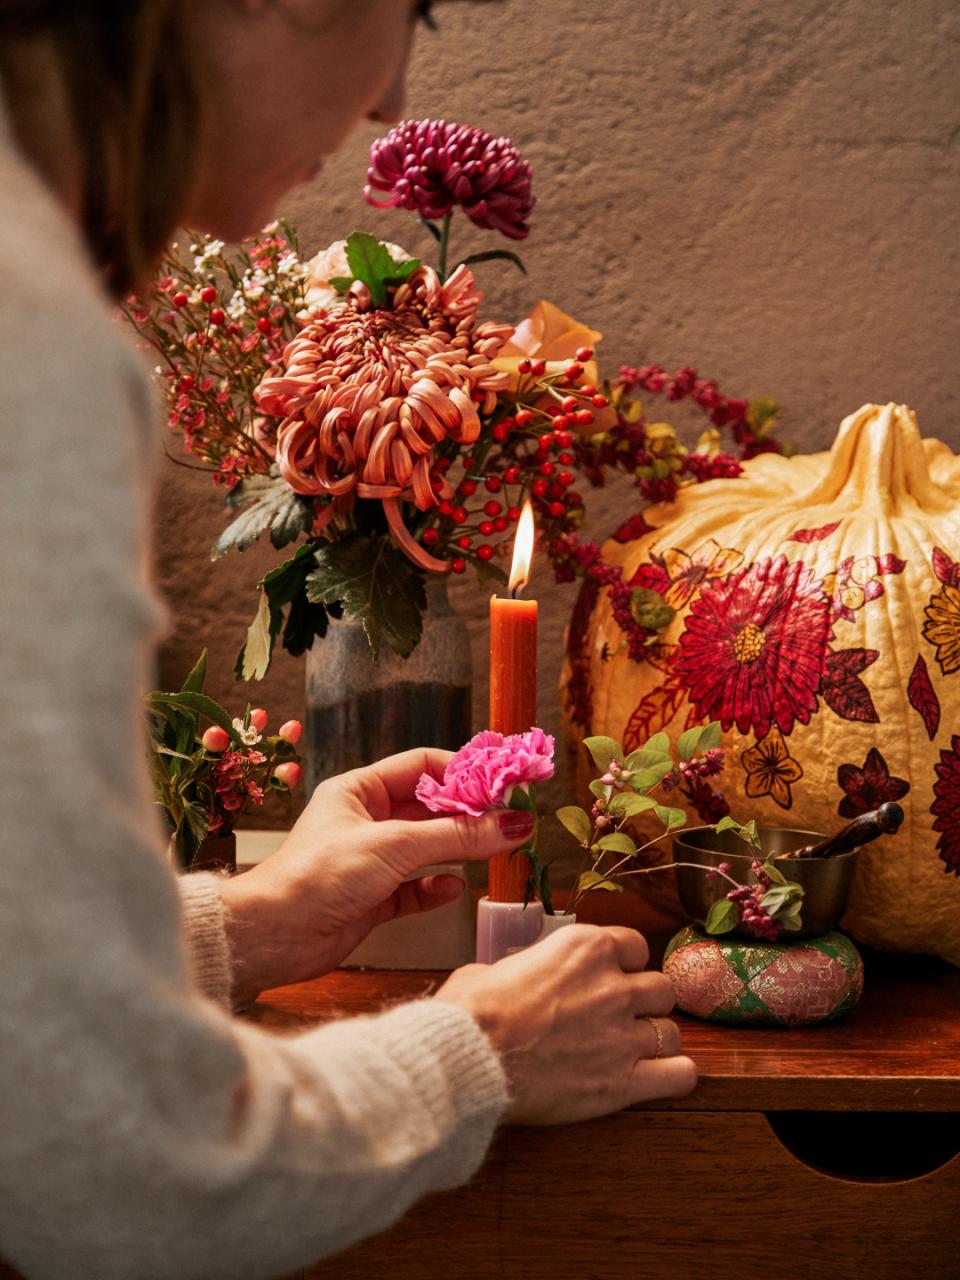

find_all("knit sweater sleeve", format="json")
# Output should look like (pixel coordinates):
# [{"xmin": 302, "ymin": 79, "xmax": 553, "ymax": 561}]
[
  {"xmin": 177, "ymin": 873, "xmax": 235, "ymax": 1007},
  {"xmin": 0, "ymin": 133, "xmax": 507, "ymax": 1280}
]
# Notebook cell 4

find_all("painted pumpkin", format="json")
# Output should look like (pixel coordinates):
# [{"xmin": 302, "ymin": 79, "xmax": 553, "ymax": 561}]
[{"xmin": 562, "ymin": 403, "xmax": 960, "ymax": 965}]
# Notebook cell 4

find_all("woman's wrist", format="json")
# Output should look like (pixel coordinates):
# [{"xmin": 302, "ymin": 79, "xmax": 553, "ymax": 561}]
[{"xmin": 218, "ymin": 861, "xmax": 299, "ymax": 1007}]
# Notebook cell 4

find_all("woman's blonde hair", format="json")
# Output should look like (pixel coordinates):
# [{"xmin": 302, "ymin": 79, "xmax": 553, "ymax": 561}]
[{"xmin": 0, "ymin": 1, "xmax": 199, "ymax": 296}]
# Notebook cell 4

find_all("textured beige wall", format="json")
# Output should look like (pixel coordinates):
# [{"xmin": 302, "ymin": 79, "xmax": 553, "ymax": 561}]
[{"xmin": 153, "ymin": 0, "xmax": 960, "ymax": 838}]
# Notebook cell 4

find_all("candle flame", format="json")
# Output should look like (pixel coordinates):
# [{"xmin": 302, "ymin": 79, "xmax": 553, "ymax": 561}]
[{"xmin": 508, "ymin": 501, "xmax": 535, "ymax": 596}]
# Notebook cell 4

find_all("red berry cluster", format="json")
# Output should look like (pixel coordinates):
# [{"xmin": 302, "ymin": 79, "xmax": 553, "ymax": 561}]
[{"xmin": 416, "ymin": 349, "xmax": 599, "ymax": 575}]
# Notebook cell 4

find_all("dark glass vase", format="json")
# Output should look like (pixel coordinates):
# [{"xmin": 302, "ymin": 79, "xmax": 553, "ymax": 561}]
[{"xmin": 303, "ymin": 579, "xmax": 472, "ymax": 796}]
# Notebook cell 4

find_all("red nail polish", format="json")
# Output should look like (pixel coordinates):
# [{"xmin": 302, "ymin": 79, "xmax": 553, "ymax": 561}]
[{"xmin": 498, "ymin": 811, "xmax": 535, "ymax": 840}]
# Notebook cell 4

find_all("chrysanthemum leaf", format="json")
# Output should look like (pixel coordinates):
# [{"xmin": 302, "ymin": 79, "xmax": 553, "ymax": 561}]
[
  {"xmin": 306, "ymin": 533, "xmax": 426, "ymax": 661},
  {"xmin": 213, "ymin": 474, "xmax": 313, "ymax": 559}
]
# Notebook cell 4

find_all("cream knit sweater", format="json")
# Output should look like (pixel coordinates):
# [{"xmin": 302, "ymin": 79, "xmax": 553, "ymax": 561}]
[{"xmin": 0, "ymin": 104, "xmax": 506, "ymax": 1279}]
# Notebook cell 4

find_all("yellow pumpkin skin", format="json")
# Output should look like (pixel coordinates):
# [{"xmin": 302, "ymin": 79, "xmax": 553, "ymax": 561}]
[{"xmin": 562, "ymin": 404, "xmax": 960, "ymax": 965}]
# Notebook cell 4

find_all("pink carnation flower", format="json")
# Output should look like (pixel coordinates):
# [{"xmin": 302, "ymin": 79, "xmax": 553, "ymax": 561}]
[
  {"xmin": 416, "ymin": 728, "xmax": 555, "ymax": 817},
  {"xmin": 365, "ymin": 119, "xmax": 534, "ymax": 240}
]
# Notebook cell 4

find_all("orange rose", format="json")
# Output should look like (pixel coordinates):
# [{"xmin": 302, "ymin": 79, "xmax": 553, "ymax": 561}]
[{"xmin": 493, "ymin": 299, "xmax": 602, "ymax": 389}]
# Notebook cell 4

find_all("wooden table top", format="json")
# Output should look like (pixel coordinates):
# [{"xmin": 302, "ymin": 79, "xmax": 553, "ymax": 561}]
[{"xmin": 249, "ymin": 897, "xmax": 960, "ymax": 1114}]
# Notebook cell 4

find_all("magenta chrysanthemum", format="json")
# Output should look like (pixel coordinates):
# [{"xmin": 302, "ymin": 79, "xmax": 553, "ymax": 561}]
[
  {"xmin": 416, "ymin": 729, "xmax": 555, "ymax": 817},
  {"xmin": 254, "ymin": 263, "xmax": 512, "ymax": 570},
  {"xmin": 365, "ymin": 119, "xmax": 534, "ymax": 240}
]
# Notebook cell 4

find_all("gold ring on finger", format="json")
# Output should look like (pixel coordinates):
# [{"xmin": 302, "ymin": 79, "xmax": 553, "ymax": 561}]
[{"xmin": 642, "ymin": 1015, "xmax": 664, "ymax": 1059}]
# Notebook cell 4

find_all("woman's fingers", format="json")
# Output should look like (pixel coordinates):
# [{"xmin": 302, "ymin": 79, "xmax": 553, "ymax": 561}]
[
  {"xmin": 376, "ymin": 808, "xmax": 535, "ymax": 869},
  {"xmin": 627, "ymin": 970, "xmax": 677, "ymax": 1018},
  {"xmin": 371, "ymin": 873, "xmax": 466, "ymax": 927},
  {"xmin": 636, "ymin": 1015, "xmax": 684, "ymax": 1061},
  {"xmin": 355, "ymin": 747, "xmax": 454, "ymax": 812},
  {"xmin": 628, "ymin": 1055, "xmax": 699, "ymax": 1105}
]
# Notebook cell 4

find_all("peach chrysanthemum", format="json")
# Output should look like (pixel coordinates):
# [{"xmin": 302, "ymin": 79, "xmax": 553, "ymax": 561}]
[{"xmin": 255, "ymin": 264, "xmax": 512, "ymax": 570}]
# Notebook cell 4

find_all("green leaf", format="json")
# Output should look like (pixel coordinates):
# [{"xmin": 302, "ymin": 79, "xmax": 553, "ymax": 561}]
[
  {"xmin": 705, "ymin": 899, "xmax": 739, "ymax": 935},
  {"xmin": 677, "ymin": 726, "xmax": 703, "ymax": 762},
  {"xmin": 623, "ymin": 747, "xmax": 673, "ymax": 772},
  {"xmin": 762, "ymin": 856, "xmax": 787, "ymax": 886},
  {"xmin": 455, "ymin": 249, "xmax": 527, "ymax": 276},
  {"xmin": 700, "ymin": 721, "xmax": 722, "ymax": 752},
  {"xmin": 588, "ymin": 779, "xmax": 611, "ymax": 800},
  {"xmin": 328, "ymin": 276, "xmax": 352, "ymax": 294},
  {"xmin": 714, "ymin": 815, "xmax": 739, "ymax": 834},
  {"xmin": 181, "ymin": 650, "xmax": 207, "ymax": 694},
  {"xmin": 607, "ymin": 792, "xmax": 658, "ymax": 818},
  {"xmin": 280, "ymin": 590, "xmax": 328, "ymax": 658},
  {"xmin": 507, "ymin": 783, "xmax": 536, "ymax": 814},
  {"xmin": 236, "ymin": 543, "xmax": 328, "ymax": 680},
  {"xmin": 654, "ymin": 804, "xmax": 687, "ymax": 832},
  {"xmin": 212, "ymin": 474, "xmax": 313, "ymax": 559},
  {"xmin": 596, "ymin": 832, "xmax": 637, "ymax": 857},
  {"xmin": 742, "ymin": 819, "xmax": 761, "ymax": 848},
  {"xmin": 583, "ymin": 735, "xmax": 623, "ymax": 773},
  {"xmin": 643, "ymin": 732, "xmax": 671, "ymax": 756},
  {"xmin": 343, "ymin": 231, "xmax": 420, "ymax": 306},
  {"xmin": 147, "ymin": 692, "xmax": 236, "ymax": 739},
  {"xmin": 384, "ymin": 259, "xmax": 420, "ymax": 283},
  {"xmin": 628, "ymin": 761, "xmax": 676, "ymax": 793},
  {"xmin": 629, "ymin": 587, "xmax": 675, "ymax": 632},
  {"xmin": 556, "ymin": 805, "xmax": 592, "ymax": 844},
  {"xmin": 306, "ymin": 533, "xmax": 426, "ymax": 660},
  {"xmin": 760, "ymin": 885, "xmax": 793, "ymax": 913},
  {"xmin": 748, "ymin": 395, "xmax": 779, "ymax": 436},
  {"xmin": 576, "ymin": 869, "xmax": 624, "ymax": 894},
  {"xmin": 473, "ymin": 558, "xmax": 508, "ymax": 588}
]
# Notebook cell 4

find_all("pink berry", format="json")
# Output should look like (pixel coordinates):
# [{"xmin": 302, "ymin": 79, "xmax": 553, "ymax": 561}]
[
  {"xmin": 249, "ymin": 707, "xmax": 268, "ymax": 732},
  {"xmin": 274, "ymin": 761, "xmax": 302, "ymax": 789},
  {"xmin": 278, "ymin": 719, "xmax": 302, "ymax": 744},
  {"xmin": 201, "ymin": 725, "xmax": 229, "ymax": 753}
]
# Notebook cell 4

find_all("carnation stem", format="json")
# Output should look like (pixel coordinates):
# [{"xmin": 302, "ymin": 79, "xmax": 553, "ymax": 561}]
[{"xmin": 437, "ymin": 212, "xmax": 452, "ymax": 282}]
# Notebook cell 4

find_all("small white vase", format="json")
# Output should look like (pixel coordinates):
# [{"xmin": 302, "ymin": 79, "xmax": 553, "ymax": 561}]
[
  {"xmin": 475, "ymin": 899, "xmax": 577, "ymax": 963},
  {"xmin": 538, "ymin": 910, "xmax": 577, "ymax": 939}
]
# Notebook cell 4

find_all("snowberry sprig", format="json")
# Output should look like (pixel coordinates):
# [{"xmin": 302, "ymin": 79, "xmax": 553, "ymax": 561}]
[
  {"xmin": 555, "ymin": 726, "xmax": 805, "ymax": 941},
  {"xmin": 145, "ymin": 652, "xmax": 302, "ymax": 869}
]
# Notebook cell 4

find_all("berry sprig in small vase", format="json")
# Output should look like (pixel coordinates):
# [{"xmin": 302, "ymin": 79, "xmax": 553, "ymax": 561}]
[{"xmin": 146, "ymin": 652, "xmax": 302, "ymax": 871}]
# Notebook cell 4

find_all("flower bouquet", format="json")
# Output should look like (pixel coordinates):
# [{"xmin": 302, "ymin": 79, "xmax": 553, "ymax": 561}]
[
  {"xmin": 126, "ymin": 118, "xmax": 782, "ymax": 684},
  {"xmin": 146, "ymin": 651, "xmax": 302, "ymax": 870}
]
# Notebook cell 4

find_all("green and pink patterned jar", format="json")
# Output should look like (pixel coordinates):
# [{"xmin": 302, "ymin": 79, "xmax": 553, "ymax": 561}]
[{"xmin": 663, "ymin": 926, "xmax": 864, "ymax": 1028}]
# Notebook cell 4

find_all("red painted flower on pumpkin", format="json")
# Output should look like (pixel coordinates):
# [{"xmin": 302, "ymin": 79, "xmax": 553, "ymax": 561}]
[
  {"xmin": 932, "ymin": 735, "xmax": 960, "ymax": 876},
  {"xmin": 674, "ymin": 555, "xmax": 832, "ymax": 739},
  {"xmin": 836, "ymin": 747, "xmax": 910, "ymax": 820},
  {"xmin": 255, "ymin": 264, "xmax": 512, "ymax": 570}
]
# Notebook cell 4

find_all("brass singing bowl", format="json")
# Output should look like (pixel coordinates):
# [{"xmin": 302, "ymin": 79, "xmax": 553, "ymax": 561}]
[{"xmin": 672, "ymin": 826, "xmax": 859, "ymax": 941}]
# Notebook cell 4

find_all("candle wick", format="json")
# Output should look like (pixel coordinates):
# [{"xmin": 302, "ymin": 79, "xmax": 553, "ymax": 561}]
[{"xmin": 510, "ymin": 579, "xmax": 527, "ymax": 599}]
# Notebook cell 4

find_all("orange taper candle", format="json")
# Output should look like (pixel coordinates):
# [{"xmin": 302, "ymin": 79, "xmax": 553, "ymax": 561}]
[{"xmin": 488, "ymin": 502, "xmax": 538, "ymax": 902}]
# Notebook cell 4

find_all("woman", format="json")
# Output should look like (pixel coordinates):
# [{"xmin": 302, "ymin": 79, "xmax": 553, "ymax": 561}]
[{"xmin": 0, "ymin": 2, "xmax": 697, "ymax": 1276}]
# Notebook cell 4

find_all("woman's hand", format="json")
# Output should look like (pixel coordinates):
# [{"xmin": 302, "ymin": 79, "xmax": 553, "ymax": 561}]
[
  {"xmin": 437, "ymin": 924, "xmax": 698, "ymax": 1122},
  {"xmin": 218, "ymin": 748, "xmax": 534, "ymax": 1004}
]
